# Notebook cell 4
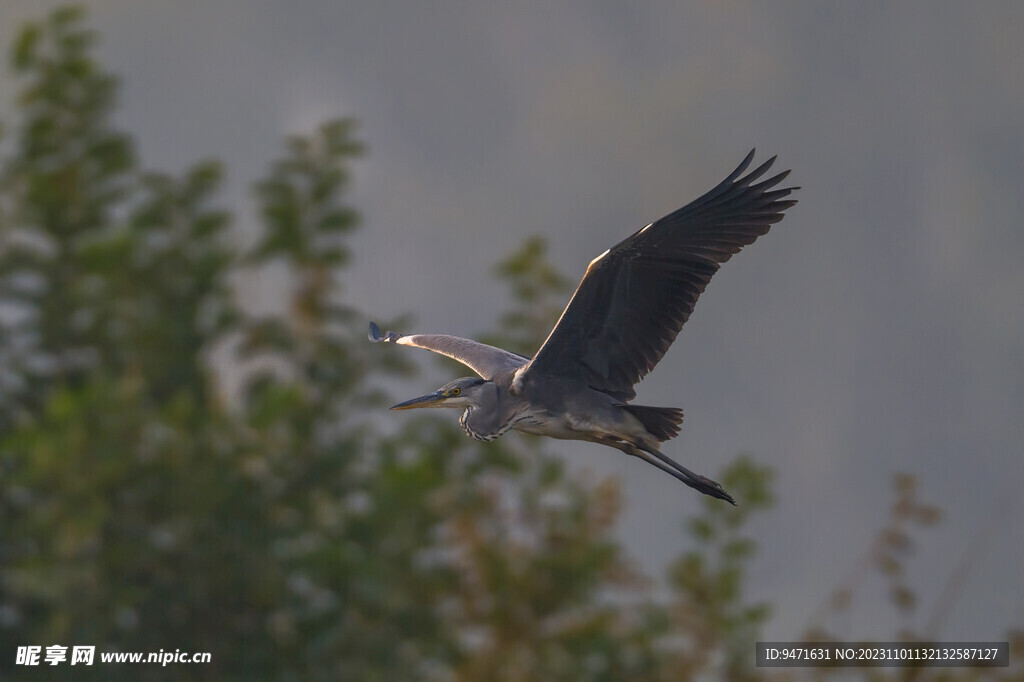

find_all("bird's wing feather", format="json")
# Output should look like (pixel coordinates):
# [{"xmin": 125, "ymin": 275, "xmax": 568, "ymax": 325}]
[
  {"xmin": 519, "ymin": 150, "xmax": 798, "ymax": 401},
  {"xmin": 369, "ymin": 322, "xmax": 528, "ymax": 379}
]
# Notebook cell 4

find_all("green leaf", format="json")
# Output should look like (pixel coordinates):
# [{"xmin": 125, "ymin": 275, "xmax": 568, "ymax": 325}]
[{"xmin": 11, "ymin": 23, "xmax": 40, "ymax": 69}]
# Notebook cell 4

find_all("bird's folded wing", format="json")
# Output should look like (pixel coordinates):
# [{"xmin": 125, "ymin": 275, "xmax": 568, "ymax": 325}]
[
  {"xmin": 369, "ymin": 322, "xmax": 528, "ymax": 379},
  {"xmin": 518, "ymin": 150, "xmax": 798, "ymax": 401}
]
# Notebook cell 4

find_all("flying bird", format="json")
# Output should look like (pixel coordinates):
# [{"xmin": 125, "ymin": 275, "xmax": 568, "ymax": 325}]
[{"xmin": 370, "ymin": 150, "xmax": 797, "ymax": 503}]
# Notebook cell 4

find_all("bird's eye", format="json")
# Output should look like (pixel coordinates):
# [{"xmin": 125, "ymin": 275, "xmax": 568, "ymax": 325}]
[{"xmin": 451, "ymin": 388, "xmax": 460, "ymax": 395}]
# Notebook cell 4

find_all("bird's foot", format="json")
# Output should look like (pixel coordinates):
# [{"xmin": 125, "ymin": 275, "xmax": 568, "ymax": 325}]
[{"xmin": 692, "ymin": 474, "xmax": 736, "ymax": 505}]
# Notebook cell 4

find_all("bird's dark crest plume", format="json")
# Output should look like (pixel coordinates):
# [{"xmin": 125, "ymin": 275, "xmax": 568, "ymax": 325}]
[{"xmin": 370, "ymin": 150, "xmax": 798, "ymax": 504}]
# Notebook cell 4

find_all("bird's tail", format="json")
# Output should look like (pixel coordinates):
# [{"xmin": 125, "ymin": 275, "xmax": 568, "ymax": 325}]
[{"xmin": 623, "ymin": 405, "xmax": 683, "ymax": 442}]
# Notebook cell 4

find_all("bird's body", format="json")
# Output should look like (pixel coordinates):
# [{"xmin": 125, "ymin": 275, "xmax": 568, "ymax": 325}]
[
  {"xmin": 454, "ymin": 370, "xmax": 649, "ymax": 444},
  {"xmin": 371, "ymin": 150, "xmax": 798, "ymax": 503}
]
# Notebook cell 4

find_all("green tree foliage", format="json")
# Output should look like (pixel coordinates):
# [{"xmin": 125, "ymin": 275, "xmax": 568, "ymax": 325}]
[
  {"xmin": 0, "ymin": 5, "xmax": 135, "ymax": 426},
  {"xmin": 0, "ymin": 5, "xmax": 233, "ymax": 430},
  {"xmin": 665, "ymin": 457, "xmax": 775, "ymax": 681}
]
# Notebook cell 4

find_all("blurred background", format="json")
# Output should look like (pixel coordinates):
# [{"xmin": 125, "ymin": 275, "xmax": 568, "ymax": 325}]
[{"xmin": 1, "ymin": 2, "xmax": 1021, "ymax": 680}]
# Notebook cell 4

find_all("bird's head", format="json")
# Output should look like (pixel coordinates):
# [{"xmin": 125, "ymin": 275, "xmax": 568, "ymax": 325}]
[{"xmin": 390, "ymin": 377, "xmax": 488, "ymax": 410}]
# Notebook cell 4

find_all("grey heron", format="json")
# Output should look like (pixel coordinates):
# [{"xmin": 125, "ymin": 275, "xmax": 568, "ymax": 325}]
[{"xmin": 370, "ymin": 150, "xmax": 797, "ymax": 503}]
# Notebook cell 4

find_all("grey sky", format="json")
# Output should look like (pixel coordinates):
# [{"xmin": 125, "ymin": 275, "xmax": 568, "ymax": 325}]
[{"xmin": 2, "ymin": 1, "xmax": 1021, "ymax": 641}]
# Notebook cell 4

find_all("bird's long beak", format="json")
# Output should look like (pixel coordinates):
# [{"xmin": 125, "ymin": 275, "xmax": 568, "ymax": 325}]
[{"xmin": 390, "ymin": 391, "xmax": 446, "ymax": 410}]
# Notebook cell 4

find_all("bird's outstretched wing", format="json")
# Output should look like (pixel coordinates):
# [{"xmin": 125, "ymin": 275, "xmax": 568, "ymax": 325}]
[
  {"xmin": 519, "ymin": 150, "xmax": 798, "ymax": 401},
  {"xmin": 369, "ymin": 322, "xmax": 528, "ymax": 380}
]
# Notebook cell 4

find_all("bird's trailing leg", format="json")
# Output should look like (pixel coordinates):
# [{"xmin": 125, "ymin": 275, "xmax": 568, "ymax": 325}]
[{"xmin": 602, "ymin": 438, "xmax": 736, "ymax": 505}]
